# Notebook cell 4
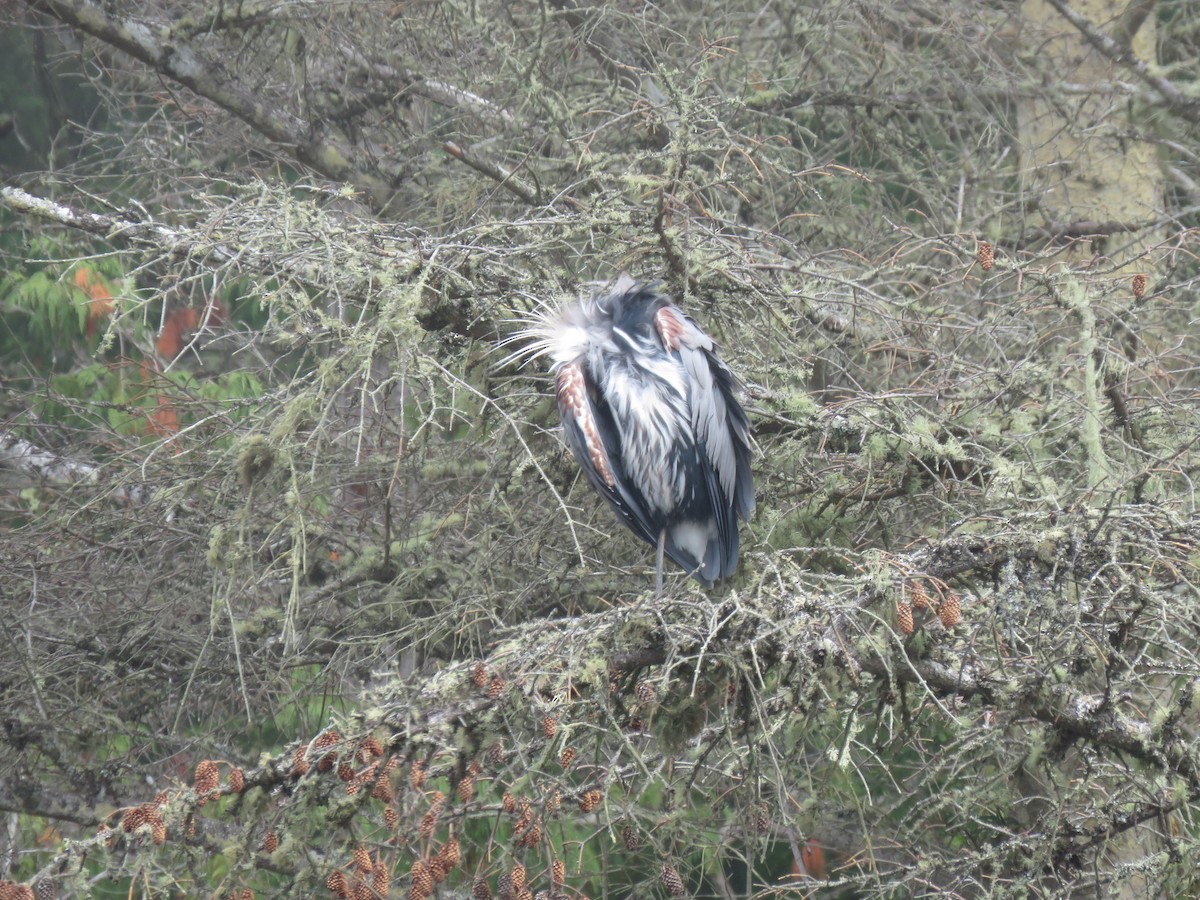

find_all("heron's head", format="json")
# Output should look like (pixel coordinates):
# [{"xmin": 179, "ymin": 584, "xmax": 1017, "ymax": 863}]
[{"xmin": 502, "ymin": 278, "xmax": 667, "ymax": 371}]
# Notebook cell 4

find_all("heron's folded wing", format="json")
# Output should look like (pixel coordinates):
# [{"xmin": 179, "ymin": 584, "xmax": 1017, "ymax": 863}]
[{"xmin": 556, "ymin": 362, "xmax": 659, "ymax": 549}]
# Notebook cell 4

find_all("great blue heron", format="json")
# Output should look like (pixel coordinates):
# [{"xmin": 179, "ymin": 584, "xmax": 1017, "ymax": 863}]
[{"xmin": 511, "ymin": 278, "xmax": 754, "ymax": 593}]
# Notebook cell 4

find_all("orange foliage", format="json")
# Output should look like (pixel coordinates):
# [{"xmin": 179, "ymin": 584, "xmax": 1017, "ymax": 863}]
[{"xmin": 73, "ymin": 266, "xmax": 115, "ymax": 337}]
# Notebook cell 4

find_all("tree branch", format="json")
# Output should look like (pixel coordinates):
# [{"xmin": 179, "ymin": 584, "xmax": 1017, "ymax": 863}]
[
  {"xmin": 21, "ymin": 0, "xmax": 399, "ymax": 211},
  {"xmin": 1044, "ymin": 0, "xmax": 1200, "ymax": 125}
]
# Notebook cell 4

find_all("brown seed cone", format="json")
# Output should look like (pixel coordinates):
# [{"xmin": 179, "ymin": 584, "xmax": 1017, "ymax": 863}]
[
  {"xmin": 419, "ymin": 809, "xmax": 438, "ymax": 840},
  {"xmin": 520, "ymin": 818, "xmax": 542, "ymax": 848},
  {"xmin": 939, "ymin": 592, "xmax": 962, "ymax": 628},
  {"xmin": 410, "ymin": 760, "xmax": 427, "ymax": 789},
  {"xmin": 621, "ymin": 825, "xmax": 640, "ymax": 851},
  {"xmin": 546, "ymin": 788, "xmax": 561, "ymax": 814},
  {"xmin": 315, "ymin": 730, "xmax": 341, "ymax": 749},
  {"xmin": 502, "ymin": 792, "xmax": 517, "ymax": 814},
  {"xmin": 755, "ymin": 802, "xmax": 770, "ymax": 835},
  {"xmin": 371, "ymin": 774, "xmax": 393, "ymax": 803},
  {"xmin": 558, "ymin": 747, "xmax": 576, "ymax": 769},
  {"xmin": 34, "ymin": 881, "xmax": 55, "ymax": 900},
  {"xmin": 660, "ymin": 862, "xmax": 686, "ymax": 897},
  {"xmin": 896, "ymin": 601, "xmax": 914, "ymax": 635},
  {"xmin": 241, "ymin": 891, "xmax": 254, "ymax": 900},
  {"xmin": 541, "ymin": 715, "xmax": 557, "ymax": 739},
  {"xmin": 350, "ymin": 881, "xmax": 371, "ymax": 900},
  {"xmin": 291, "ymin": 746, "xmax": 310, "ymax": 777},
  {"xmin": 909, "ymin": 582, "xmax": 930, "ymax": 610},
  {"xmin": 353, "ymin": 846, "xmax": 372, "ymax": 875},
  {"xmin": 151, "ymin": 818, "xmax": 167, "ymax": 845},
  {"xmin": 487, "ymin": 675, "xmax": 506, "ymax": 699},
  {"xmin": 383, "ymin": 806, "xmax": 399, "ymax": 831},
  {"xmin": 578, "ymin": 789, "xmax": 602, "ymax": 813},
  {"xmin": 510, "ymin": 863, "xmax": 526, "ymax": 891},
  {"xmin": 261, "ymin": 831, "xmax": 279, "ymax": 854},
  {"xmin": 337, "ymin": 762, "xmax": 355, "ymax": 782},
  {"xmin": 472, "ymin": 876, "xmax": 494, "ymax": 899},
  {"xmin": 438, "ymin": 835, "xmax": 462, "ymax": 870},
  {"xmin": 1132, "ymin": 273, "xmax": 1148, "ymax": 300},
  {"xmin": 496, "ymin": 873, "xmax": 514, "ymax": 900},
  {"xmin": 517, "ymin": 890, "xmax": 533, "ymax": 900},
  {"xmin": 121, "ymin": 807, "xmax": 148, "ymax": 833},
  {"xmin": 228, "ymin": 768, "xmax": 245, "ymax": 792},
  {"xmin": 458, "ymin": 773, "xmax": 476, "ymax": 803},
  {"xmin": 326, "ymin": 870, "xmax": 349, "ymax": 898},
  {"xmin": 154, "ymin": 790, "xmax": 169, "ymax": 807},
  {"xmin": 194, "ymin": 759, "xmax": 219, "ymax": 795},
  {"xmin": 551, "ymin": 859, "xmax": 566, "ymax": 885},
  {"xmin": 977, "ymin": 239, "xmax": 994, "ymax": 271},
  {"xmin": 486, "ymin": 741, "xmax": 506, "ymax": 768},
  {"xmin": 410, "ymin": 860, "xmax": 433, "ymax": 898},
  {"xmin": 359, "ymin": 737, "xmax": 384, "ymax": 762},
  {"xmin": 472, "ymin": 661, "xmax": 488, "ymax": 688},
  {"xmin": 345, "ymin": 780, "xmax": 360, "ymax": 796},
  {"xmin": 635, "ymin": 680, "xmax": 655, "ymax": 704},
  {"xmin": 372, "ymin": 857, "xmax": 389, "ymax": 896},
  {"xmin": 318, "ymin": 753, "xmax": 336, "ymax": 773},
  {"xmin": 429, "ymin": 790, "xmax": 446, "ymax": 813},
  {"xmin": 431, "ymin": 857, "xmax": 450, "ymax": 883}
]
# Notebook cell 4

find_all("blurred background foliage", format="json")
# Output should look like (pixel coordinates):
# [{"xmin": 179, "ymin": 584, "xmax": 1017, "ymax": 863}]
[{"xmin": 1, "ymin": 0, "xmax": 1200, "ymax": 897}]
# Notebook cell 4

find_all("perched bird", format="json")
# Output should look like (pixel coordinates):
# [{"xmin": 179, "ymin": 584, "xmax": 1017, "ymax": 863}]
[{"xmin": 510, "ymin": 278, "xmax": 754, "ymax": 593}]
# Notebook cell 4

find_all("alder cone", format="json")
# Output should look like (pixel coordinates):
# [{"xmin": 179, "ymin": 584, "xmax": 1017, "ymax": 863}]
[
  {"xmin": 291, "ymin": 746, "xmax": 310, "ymax": 776},
  {"xmin": 487, "ymin": 740, "xmax": 506, "ymax": 767},
  {"xmin": 326, "ymin": 870, "xmax": 349, "ymax": 898},
  {"xmin": 578, "ymin": 789, "xmax": 602, "ymax": 812},
  {"xmin": 410, "ymin": 860, "xmax": 433, "ymax": 898},
  {"xmin": 121, "ymin": 807, "xmax": 147, "ymax": 832},
  {"xmin": 194, "ymin": 760, "xmax": 219, "ymax": 795},
  {"xmin": 660, "ymin": 863, "xmax": 686, "ymax": 896},
  {"xmin": 939, "ymin": 592, "xmax": 962, "ymax": 628},
  {"xmin": 438, "ymin": 835, "xmax": 462, "ymax": 869},
  {"xmin": 636, "ymin": 680, "xmax": 655, "ymax": 704},
  {"xmin": 352, "ymin": 846, "xmax": 372, "ymax": 874},
  {"xmin": 977, "ymin": 239, "xmax": 994, "ymax": 271},
  {"xmin": 620, "ymin": 825, "xmax": 640, "ymax": 851},
  {"xmin": 909, "ymin": 582, "xmax": 930, "ymax": 609},
  {"xmin": 372, "ymin": 858, "xmax": 389, "ymax": 897}
]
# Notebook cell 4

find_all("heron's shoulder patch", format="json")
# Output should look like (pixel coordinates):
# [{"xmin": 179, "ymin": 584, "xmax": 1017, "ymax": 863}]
[
  {"xmin": 556, "ymin": 363, "xmax": 615, "ymax": 488},
  {"xmin": 654, "ymin": 306, "xmax": 687, "ymax": 351}
]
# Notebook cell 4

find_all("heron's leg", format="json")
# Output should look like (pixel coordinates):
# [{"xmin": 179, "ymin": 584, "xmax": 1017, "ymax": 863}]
[{"xmin": 655, "ymin": 529, "xmax": 666, "ymax": 598}]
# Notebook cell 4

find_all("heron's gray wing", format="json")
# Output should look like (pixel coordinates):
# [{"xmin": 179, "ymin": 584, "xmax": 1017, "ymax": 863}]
[{"xmin": 656, "ymin": 307, "xmax": 755, "ymax": 517}]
